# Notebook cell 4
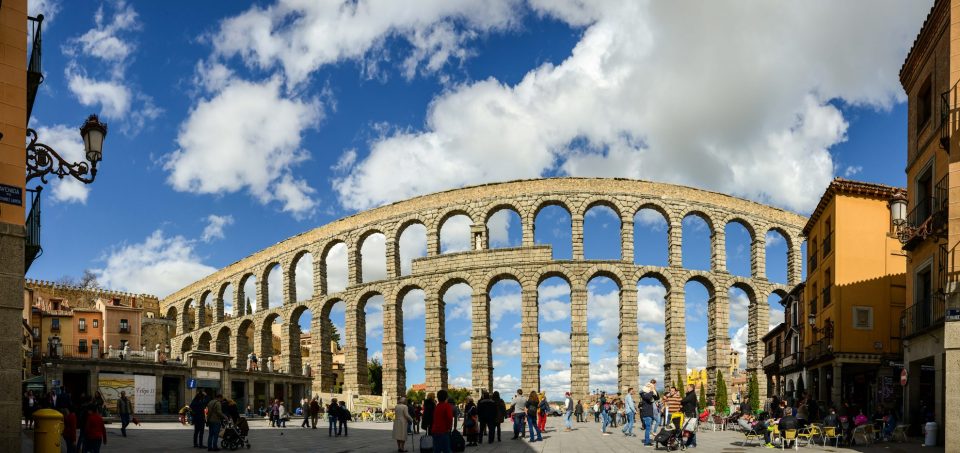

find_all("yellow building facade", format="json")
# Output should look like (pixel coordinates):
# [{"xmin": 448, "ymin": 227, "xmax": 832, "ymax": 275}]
[
  {"xmin": 802, "ymin": 179, "xmax": 906, "ymax": 417},
  {"xmin": 898, "ymin": 1, "xmax": 960, "ymax": 447}
]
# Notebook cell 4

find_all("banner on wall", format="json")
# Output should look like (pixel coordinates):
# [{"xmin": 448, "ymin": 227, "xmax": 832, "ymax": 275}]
[{"xmin": 98, "ymin": 373, "xmax": 156, "ymax": 415}]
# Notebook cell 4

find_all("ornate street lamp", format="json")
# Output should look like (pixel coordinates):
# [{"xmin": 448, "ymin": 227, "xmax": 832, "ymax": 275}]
[{"xmin": 26, "ymin": 114, "xmax": 107, "ymax": 183}]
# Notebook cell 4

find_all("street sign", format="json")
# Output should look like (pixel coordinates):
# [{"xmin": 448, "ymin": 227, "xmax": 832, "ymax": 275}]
[
  {"xmin": 946, "ymin": 308, "xmax": 960, "ymax": 322},
  {"xmin": 900, "ymin": 369, "xmax": 907, "ymax": 386},
  {"xmin": 188, "ymin": 378, "xmax": 197, "ymax": 389}
]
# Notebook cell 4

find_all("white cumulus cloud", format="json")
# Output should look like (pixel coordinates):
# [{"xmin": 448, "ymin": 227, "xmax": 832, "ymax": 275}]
[
  {"xmin": 95, "ymin": 230, "xmax": 217, "ymax": 298},
  {"xmin": 201, "ymin": 214, "xmax": 234, "ymax": 243}
]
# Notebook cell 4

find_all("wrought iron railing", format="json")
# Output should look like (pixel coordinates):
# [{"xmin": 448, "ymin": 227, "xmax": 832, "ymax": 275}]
[
  {"xmin": 25, "ymin": 187, "xmax": 42, "ymax": 272},
  {"xmin": 941, "ymin": 80, "xmax": 958, "ymax": 151},
  {"xmin": 903, "ymin": 292, "xmax": 946, "ymax": 339},
  {"xmin": 781, "ymin": 352, "xmax": 803, "ymax": 370},
  {"xmin": 821, "ymin": 232, "xmax": 832, "ymax": 259},
  {"xmin": 26, "ymin": 14, "xmax": 43, "ymax": 124},
  {"xmin": 804, "ymin": 338, "xmax": 833, "ymax": 364},
  {"xmin": 808, "ymin": 251, "xmax": 818, "ymax": 273},
  {"xmin": 762, "ymin": 352, "xmax": 779, "ymax": 368}
]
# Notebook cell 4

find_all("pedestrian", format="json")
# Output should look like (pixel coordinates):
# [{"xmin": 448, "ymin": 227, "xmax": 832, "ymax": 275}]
[
  {"xmin": 309, "ymin": 397, "xmax": 320, "ymax": 429},
  {"xmin": 206, "ymin": 393, "xmax": 224, "ymax": 452},
  {"xmin": 477, "ymin": 391, "xmax": 496, "ymax": 444},
  {"xmin": 493, "ymin": 391, "xmax": 506, "ymax": 441},
  {"xmin": 301, "ymin": 396, "xmax": 310, "ymax": 428},
  {"xmin": 575, "ymin": 399, "xmax": 584, "ymax": 423},
  {"xmin": 562, "ymin": 391, "xmax": 574, "ymax": 431},
  {"xmin": 463, "ymin": 397, "xmax": 479, "ymax": 446},
  {"xmin": 83, "ymin": 405, "xmax": 107, "ymax": 453},
  {"xmin": 392, "ymin": 397, "xmax": 413, "ymax": 452},
  {"xmin": 93, "ymin": 391, "xmax": 106, "ymax": 416},
  {"xmin": 599, "ymin": 391, "xmax": 610, "ymax": 434},
  {"xmin": 622, "ymin": 387, "xmax": 637, "ymax": 436},
  {"xmin": 681, "ymin": 384, "xmax": 698, "ymax": 448},
  {"xmin": 23, "ymin": 390, "xmax": 37, "ymax": 429},
  {"xmin": 338, "ymin": 400, "xmax": 350, "ymax": 436},
  {"xmin": 328, "ymin": 398, "xmax": 340, "ymax": 436},
  {"xmin": 430, "ymin": 389, "xmax": 455, "ymax": 453},
  {"xmin": 190, "ymin": 391, "xmax": 208, "ymax": 449},
  {"xmin": 63, "ymin": 408, "xmax": 77, "ymax": 453},
  {"xmin": 510, "ymin": 388, "xmax": 526, "ymax": 440},
  {"xmin": 271, "ymin": 399, "xmax": 281, "ymax": 428},
  {"xmin": 117, "ymin": 390, "xmax": 132, "ymax": 437},
  {"xmin": 277, "ymin": 401, "xmax": 289, "ymax": 428},
  {"xmin": 422, "ymin": 392, "xmax": 436, "ymax": 434},
  {"xmin": 525, "ymin": 391, "xmax": 543, "ymax": 442},
  {"xmin": 537, "ymin": 392, "xmax": 549, "ymax": 433},
  {"xmin": 640, "ymin": 382, "xmax": 660, "ymax": 446}
]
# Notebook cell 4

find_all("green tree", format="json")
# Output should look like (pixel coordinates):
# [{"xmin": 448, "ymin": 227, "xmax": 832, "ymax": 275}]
[
  {"xmin": 698, "ymin": 382, "xmax": 707, "ymax": 411},
  {"xmin": 676, "ymin": 371, "xmax": 684, "ymax": 391},
  {"xmin": 715, "ymin": 371, "xmax": 729, "ymax": 415},
  {"xmin": 406, "ymin": 389, "xmax": 425, "ymax": 404},
  {"xmin": 748, "ymin": 373, "xmax": 760, "ymax": 413},
  {"xmin": 367, "ymin": 358, "xmax": 382, "ymax": 395},
  {"xmin": 447, "ymin": 388, "xmax": 471, "ymax": 405},
  {"xmin": 246, "ymin": 297, "xmax": 253, "ymax": 314},
  {"xmin": 323, "ymin": 318, "xmax": 342, "ymax": 347}
]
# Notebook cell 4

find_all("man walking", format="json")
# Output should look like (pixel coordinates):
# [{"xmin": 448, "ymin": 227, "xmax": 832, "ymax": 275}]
[
  {"xmin": 300, "ymin": 397, "xmax": 310, "ymax": 428},
  {"xmin": 563, "ymin": 392, "xmax": 574, "ymax": 432},
  {"xmin": 117, "ymin": 391, "xmax": 132, "ymax": 437},
  {"xmin": 206, "ymin": 393, "xmax": 224, "ymax": 452},
  {"xmin": 621, "ymin": 388, "xmax": 637, "ymax": 436},
  {"xmin": 189, "ymin": 391, "xmax": 208, "ymax": 448},
  {"xmin": 511, "ymin": 389, "xmax": 526, "ymax": 440},
  {"xmin": 431, "ymin": 390, "xmax": 455, "ymax": 453},
  {"xmin": 309, "ymin": 397, "xmax": 320, "ymax": 429},
  {"xmin": 681, "ymin": 384, "xmax": 699, "ymax": 448}
]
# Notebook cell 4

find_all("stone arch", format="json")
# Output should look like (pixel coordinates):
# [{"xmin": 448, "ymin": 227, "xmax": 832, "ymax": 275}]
[
  {"xmin": 198, "ymin": 290, "xmax": 213, "ymax": 328},
  {"xmin": 321, "ymin": 239, "xmax": 349, "ymax": 295},
  {"xmin": 584, "ymin": 264, "xmax": 627, "ymax": 289},
  {"xmin": 166, "ymin": 306, "xmax": 178, "ymax": 335},
  {"xmin": 485, "ymin": 204, "xmax": 523, "ymax": 249},
  {"xmin": 215, "ymin": 326, "xmax": 231, "ymax": 353},
  {"xmin": 260, "ymin": 312, "xmax": 284, "ymax": 371},
  {"xmin": 197, "ymin": 331, "xmax": 212, "ymax": 351},
  {"xmin": 217, "ymin": 282, "xmax": 233, "ymax": 321},
  {"xmin": 396, "ymin": 219, "xmax": 428, "ymax": 277},
  {"xmin": 581, "ymin": 198, "xmax": 624, "ymax": 218},
  {"xmin": 682, "ymin": 209, "xmax": 717, "ymax": 234},
  {"xmin": 533, "ymin": 198, "xmax": 574, "ymax": 219},
  {"xmin": 262, "ymin": 262, "xmax": 283, "ymax": 309},
  {"xmin": 582, "ymin": 200, "xmax": 624, "ymax": 260},
  {"xmin": 726, "ymin": 217, "xmax": 758, "ymax": 241},
  {"xmin": 536, "ymin": 267, "xmax": 574, "ymax": 287},
  {"xmin": 438, "ymin": 210, "xmax": 474, "ymax": 254},
  {"xmin": 238, "ymin": 273, "xmax": 257, "ymax": 315},
  {"xmin": 180, "ymin": 336, "xmax": 194, "ymax": 356},
  {"xmin": 358, "ymin": 229, "xmax": 387, "ymax": 283},
  {"xmin": 181, "ymin": 298, "xmax": 195, "ymax": 333},
  {"xmin": 288, "ymin": 303, "xmax": 314, "ymax": 376},
  {"xmin": 484, "ymin": 270, "xmax": 524, "ymax": 294},
  {"xmin": 730, "ymin": 281, "xmax": 757, "ymax": 303},
  {"xmin": 289, "ymin": 249, "xmax": 314, "ymax": 303},
  {"xmin": 235, "ymin": 318, "xmax": 255, "ymax": 369},
  {"xmin": 483, "ymin": 202, "xmax": 523, "ymax": 225},
  {"xmin": 533, "ymin": 199, "xmax": 573, "ymax": 260},
  {"xmin": 634, "ymin": 201, "xmax": 671, "ymax": 223},
  {"xmin": 637, "ymin": 270, "xmax": 672, "ymax": 294}
]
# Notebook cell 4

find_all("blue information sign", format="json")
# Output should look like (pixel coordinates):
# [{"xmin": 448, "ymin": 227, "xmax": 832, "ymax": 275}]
[{"xmin": 188, "ymin": 378, "xmax": 197, "ymax": 389}]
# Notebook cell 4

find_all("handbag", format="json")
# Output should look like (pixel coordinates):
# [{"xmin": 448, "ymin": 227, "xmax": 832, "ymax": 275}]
[{"xmin": 464, "ymin": 417, "xmax": 476, "ymax": 429}]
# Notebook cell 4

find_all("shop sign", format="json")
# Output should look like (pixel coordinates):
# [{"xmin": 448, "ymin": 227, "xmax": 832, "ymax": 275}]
[
  {"xmin": 187, "ymin": 378, "xmax": 196, "ymax": 389},
  {"xmin": 197, "ymin": 370, "xmax": 221, "ymax": 380},
  {"xmin": 946, "ymin": 308, "xmax": 960, "ymax": 322},
  {"xmin": 196, "ymin": 359, "xmax": 223, "ymax": 369}
]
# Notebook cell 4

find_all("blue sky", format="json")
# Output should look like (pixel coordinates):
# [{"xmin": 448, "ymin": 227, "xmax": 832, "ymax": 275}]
[{"xmin": 25, "ymin": 0, "xmax": 930, "ymax": 395}]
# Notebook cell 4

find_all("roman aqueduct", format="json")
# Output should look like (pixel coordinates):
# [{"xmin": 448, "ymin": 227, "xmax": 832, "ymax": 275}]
[{"xmin": 160, "ymin": 178, "xmax": 807, "ymax": 404}]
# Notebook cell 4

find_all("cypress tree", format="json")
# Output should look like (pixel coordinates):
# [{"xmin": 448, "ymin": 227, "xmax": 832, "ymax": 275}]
[
  {"xmin": 748, "ymin": 373, "xmax": 760, "ymax": 413},
  {"xmin": 715, "ymin": 371, "xmax": 729, "ymax": 415},
  {"xmin": 698, "ymin": 382, "xmax": 707, "ymax": 411},
  {"xmin": 676, "ymin": 370, "xmax": 684, "ymax": 391}
]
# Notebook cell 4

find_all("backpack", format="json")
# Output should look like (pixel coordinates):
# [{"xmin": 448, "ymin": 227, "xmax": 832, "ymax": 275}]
[{"xmin": 451, "ymin": 429, "xmax": 466, "ymax": 452}]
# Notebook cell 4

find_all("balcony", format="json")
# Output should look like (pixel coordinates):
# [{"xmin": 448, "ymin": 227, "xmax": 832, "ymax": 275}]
[
  {"xmin": 902, "ymin": 176, "xmax": 949, "ymax": 250},
  {"xmin": 808, "ymin": 296, "xmax": 818, "ymax": 316},
  {"xmin": 119, "ymin": 327, "xmax": 131, "ymax": 334},
  {"xmin": 762, "ymin": 352, "xmax": 780, "ymax": 369},
  {"xmin": 903, "ymin": 292, "xmax": 946, "ymax": 339},
  {"xmin": 781, "ymin": 352, "xmax": 804, "ymax": 371},
  {"xmin": 804, "ymin": 338, "xmax": 833, "ymax": 364},
  {"xmin": 26, "ymin": 15, "xmax": 43, "ymax": 124},
  {"xmin": 940, "ymin": 80, "xmax": 958, "ymax": 152},
  {"xmin": 25, "ymin": 187, "xmax": 42, "ymax": 273}
]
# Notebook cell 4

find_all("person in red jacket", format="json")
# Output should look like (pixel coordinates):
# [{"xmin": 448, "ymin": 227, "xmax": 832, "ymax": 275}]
[
  {"xmin": 62, "ymin": 409, "xmax": 77, "ymax": 453},
  {"xmin": 430, "ymin": 390, "xmax": 454, "ymax": 453},
  {"xmin": 84, "ymin": 406, "xmax": 107, "ymax": 453}
]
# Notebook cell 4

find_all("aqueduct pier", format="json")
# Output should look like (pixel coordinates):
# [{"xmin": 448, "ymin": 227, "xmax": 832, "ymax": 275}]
[{"xmin": 160, "ymin": 178, "xmax": 807, "ymax": 405}]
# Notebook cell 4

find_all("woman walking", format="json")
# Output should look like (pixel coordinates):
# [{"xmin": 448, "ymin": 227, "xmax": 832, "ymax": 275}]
[
  {"xmin": 537, "ymin": 393, "xmax": 549, "ymax": 433},
  {"xmin": 525, "ymin": 391, "xmax": 542, "ymax": 442},
  {"xmin": 393, "ymin": 397, "xmax": 413, "ymax": 452},
  {"xmin": 277, "ymin": 400, "xmax": 289, "ymax": 428},
  {"xmin": 463, "ymin": 397, "xmax": 479, "ymax": 446},
  {"xmin": 421, "ymin": 393, "xmax": 436, "ymax": 434}
]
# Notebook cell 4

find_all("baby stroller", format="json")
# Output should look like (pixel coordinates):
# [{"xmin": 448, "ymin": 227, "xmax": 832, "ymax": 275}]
[
  {"xmin": 654, "ymin": 414, "xmax": 685, "ymax": 451},
  {"xmin": 221, "ymin": 416, "xmax": 251, "ymax": 450}
]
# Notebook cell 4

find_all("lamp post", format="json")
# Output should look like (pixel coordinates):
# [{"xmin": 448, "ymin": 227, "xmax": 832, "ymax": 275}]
[{"xmin": 26, "ymin": 114, "xmax": 107, "ymax": 184}]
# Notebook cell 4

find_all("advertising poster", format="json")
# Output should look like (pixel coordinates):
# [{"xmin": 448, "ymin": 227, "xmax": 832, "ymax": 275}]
[{"xmin": 98, "ymin": 373, "xmax": 157, "ymax": 414}]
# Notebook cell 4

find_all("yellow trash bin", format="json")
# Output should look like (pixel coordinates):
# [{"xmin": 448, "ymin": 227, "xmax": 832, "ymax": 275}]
[{"xmin": 32, "ymin": 408, "xmax": 63, "ymax": 453}]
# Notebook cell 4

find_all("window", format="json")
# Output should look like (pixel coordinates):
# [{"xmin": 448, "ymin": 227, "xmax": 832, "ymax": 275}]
[
  {"xmin": 93, "ymin": 319, "xmax": 99, "ymax": 328},
  {"xmin": 51, "ymin": 318, "xmax": 60, "ymax": 331},
  {"xmin": 78, "ymin": 318, "xmax": 86, "ymax": 332},
  {"xmin": 809, "ymin": 283, "xmax": 818, "ymax": 316},
  {"xmin": 120, "ymin": 319, "xmax": 129, "ymax": 333},
  {"xmin": 32, "ymin": 327, "xmax": 39, "ymax": 338},
  {"xmin": 917, "ymin": 164, "xmax": 934, "ymax": 222},
  {"xmin": 852, "ymin": 306, "xmax": 874, "ymax": 330},
  {"xmin": 78, "ymin": 339, "xmax": 87, "ymax": 353},
  {"xmin": 823, "ymin": 218, "xmax": 832, "ymax": 257},
  {"xmin": 823, "ymin": 269, "xmax": 832, "ymax": 308},
  {"xmin": 917, "ymin": 76, "xmax": 933, "ymax": 134},
  {"xmin": 51, "ymin": 299, "xmax": 61, "ymax": 311}
]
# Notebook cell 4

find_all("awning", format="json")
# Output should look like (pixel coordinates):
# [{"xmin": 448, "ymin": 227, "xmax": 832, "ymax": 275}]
[{"xmin": 23, "ymin": 375, "xmax": 45, "ymax": 391}]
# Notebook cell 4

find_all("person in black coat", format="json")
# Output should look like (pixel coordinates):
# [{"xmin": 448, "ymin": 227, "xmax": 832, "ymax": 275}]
[
  {"xmin": 477, "ymin": 391, "xmax": 497, "ymax": 444},
  {"xmin": 189, "ymin": 391, "xmax": 209, "ymax": 448},
  {"xmin": 421, "ymin": 393, "xmax": 436, "ymax": 433},
  {"xmin": 681, "ymin": 384, "xmax": 698, "ymax": 448}
]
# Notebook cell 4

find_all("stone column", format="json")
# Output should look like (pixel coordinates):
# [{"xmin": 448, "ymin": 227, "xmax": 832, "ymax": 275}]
[
  {"xmin": 664, "ymin": 288, "xmax": 686, "ymax": 387},
  {"xmin": 195, "ymin": 296, "xmax": 206, "ymax": 329},
  {"xmin": 621, "ymin": 218, "xmax": 634, "ymax": 262},
  {"xmin": 572, "ymin": 214, "xmax": 585, "ymax": 260},
  {"xmin": 318, "ymin": 317, "xmax": 335, "ymax": 392},
  {"xmin": 256, "ymin": 269, "xmax": 268, "ymax": 312},
  {"xmin": 424, "ymin": 292, "xmax": 447, "ymax": 391},
  {"xmin": 472, "ymin": 290, "xmax": 493, "ymax": 392},
  {"xmin": 668, "ymin": 218, "xmax": 683, "ymax": 268},
  {"xmin": 427, "ymin": 225, "xmax": 440, "ymax": 257},
  {"xmin": 381, "ymin": 297, "xmax": 404, "ymax": 405},
  {"xmin": 746, "ymin": 298, "xmax": 768, "ymax": 398},
  {"xmin": 787, "ymin": 239, "xmax": 802, "ymax": 286},
  {"xmin": 570, "ymin": 287, "xmax": 589, "ymax": 401},
  {"xmin": 347, "ymin": 242, "xmax": 360, "ymax": 287},
  {"xmin": 618, "ymin": 287, "xmax": 639, "ymax": 393},
  {"xmin": 712, "ymin": 228, "xmax": 726, "ymax": 273},
  {"xmin": 751, "ymin": 234, "xmax": 766, "ymax": 280},
  {"xmin": 521, "ymin": 213, "xmax": 535, "ymax": 247},
  {"xmin": 214, "ymin": 291, "xmax": 225, "ymax": 323},
  {"xmin": 344, "ymin": 300, "xmax": 369, "ymax": 393},
  {"xmin": 385, "ymin": 235, "xmax": 399, "ymax": 279},
  {"xmin": 178, "ymin": 305, "xmax": 189, "ymax": 335},
  {"xmin": 706, "ymin": 291, "xmax": 730, "ymax": 398},
  {"xmin": 314, "ymin": 251, "xmax": 327, "ymax": 297},
  {"xmin": 520, "ymin": 284, "xmax": 540, "ymax": 392},
  {"xmin": 282, "ymin": 323, "xmax": 301, "ymax": 375},
  {"xmin": 283, "ymin": 260, "xmax": 296, "ymax": 305}
]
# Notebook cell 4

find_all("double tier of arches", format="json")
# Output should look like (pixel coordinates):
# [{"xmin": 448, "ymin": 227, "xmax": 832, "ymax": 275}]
[{"xmin": 161, "ymin": 179, "xmax": 806, "ymax": 404}]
